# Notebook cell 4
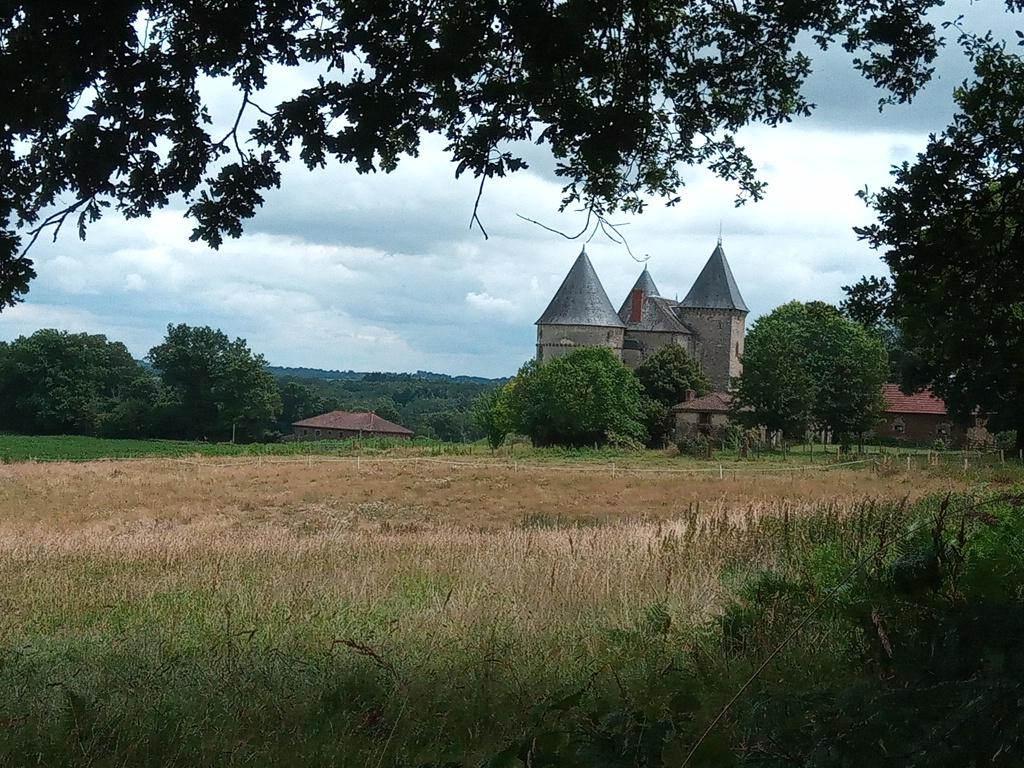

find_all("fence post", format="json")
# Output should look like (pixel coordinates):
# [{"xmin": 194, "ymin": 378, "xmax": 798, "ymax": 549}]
[
  {"xmin": 906, "ymin": 455, "xmax": 911, "ymax": 472},
  {"xmin": 964, "ymin": 456, "xmax": 969, "ymax": 472},
  {"xmin": 611, "ymin": 462, "xmax": 616, "ymax": 477},
  {"xmin": 1001, "ymin": 449, "xmax": 1005, "ymax": 464},
  {"xmin": 719, "ymin": 463, "xmax": 724, "ymax": 480}
]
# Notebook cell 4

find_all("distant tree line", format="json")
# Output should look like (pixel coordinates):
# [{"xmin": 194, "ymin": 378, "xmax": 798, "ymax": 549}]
[
  {"xmin": 0, "ymin": 325, "xmax": 499, "ymax": 443},
  {"xmin": 275, "ymin": 373, "xmax": 498, "ymax": 442}
]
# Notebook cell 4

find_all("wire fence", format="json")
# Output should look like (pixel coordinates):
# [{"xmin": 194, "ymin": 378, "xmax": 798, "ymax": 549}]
[{"xmin": 6, "ymin": 447, "xmax": 1021, "ymax": 478}]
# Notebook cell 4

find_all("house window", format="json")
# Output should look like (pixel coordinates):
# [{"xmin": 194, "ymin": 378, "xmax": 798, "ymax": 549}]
[
  {"xmin": 937, "ymin": 423, "xmax": 950, "ymax": 437},
  {"xmin": 315, "ymin": 429, "xmax": 321, "ymax": 438},
  {"xmin": 698, "ymin": 412, "xmax": 712, "ymax": 425},
  {"xmin": 892, "ymin": 418, "xmax": 905, "ymax": 435}
]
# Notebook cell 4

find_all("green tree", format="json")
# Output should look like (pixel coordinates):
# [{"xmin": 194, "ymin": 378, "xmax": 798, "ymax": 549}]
[
  {"xmin": 733, "ymin": 304, "xmax": 817, "ymax": 441},
  {"xmin": 733, "ymin": 302, "xmax": 887, "ymax": 444},
  {"xmin": 507, "ymin": 348, "xmax": 645, "ymax": 447},
  {"xmin": 372, "ymin": 398, "xmax": 402, "ymax": 424},
  {"xmin": 638, "ymin": 395, "xmax": 674, "ymax": 449},
  {"xmin": 0, "ymin": 329, "xmax": 149, "ymax": 435},
  {"xmin": 855, "ymin": 40, "xmax": 1024, "ymax": 449},
  {"xmin": 0, "ymin": 1, "xmax": 948, "ymax": 307},
  {"xmin": 148, "ymin": 324, "xmax": 281, "ymax": 441},
  {"xmin": 635, "ymin": 344, "xmax": 710, "ymax": 406},
  {"xmin": 473, "ymin": 386, "xmax": 515, "ymax": 450},
  {"xmin": 807, "ymin": 303, "xmax": 889, "ymax": 444},
  {"xmin": 97, "ymin": 372, "xmax": 174, "ymax": 439},
  {"xmin": 841, "ymin": 275, "xmax": 924, "ymax": 382},
  {"xmin": 277, "ymin": 380, "xmax": 326, "ymax": 432},
  {"xmin": 425, "ymin": 411, "xmax": 466, "ymax": 443}
]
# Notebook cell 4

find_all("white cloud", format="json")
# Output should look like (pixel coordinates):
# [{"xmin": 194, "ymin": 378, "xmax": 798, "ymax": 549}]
[
  {"xmin": 466, "ymin": 291, "xmax": 517, "ymax": 317},
  {"xmin": 6, "ymin": 121, "xmax": 930, "ymax": 377}
]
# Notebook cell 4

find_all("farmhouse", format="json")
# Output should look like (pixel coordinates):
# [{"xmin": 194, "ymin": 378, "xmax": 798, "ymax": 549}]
[
  {"xmin": 672, "ymin": 391, "xmax": 734, "ymax": 439},
  {"xmin": 536, "ymin": 241, "xmax": 747, "ymax": 391},
  {"xmin": 292, "ymin": 411, "xmax": 414, "ymax": 440},
  {"xmin": 873, "ymin": 385, "xmax": 993, "ymax": 448}
]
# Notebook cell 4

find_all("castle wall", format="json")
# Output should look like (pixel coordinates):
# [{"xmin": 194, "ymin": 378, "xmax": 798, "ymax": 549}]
[
  {"xmin": 675, "ymin": 308, "xmax": 745, "ymax": 391},
  {"xmin": 621, "ymin": 331, "xmax": 695, "ymax": 367},
  {"xmin": 536, "ymin": 324, "xmax": 625, "ymax": 363}
]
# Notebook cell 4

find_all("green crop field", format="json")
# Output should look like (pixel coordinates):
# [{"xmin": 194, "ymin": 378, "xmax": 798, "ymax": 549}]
[{"xmin": 0, "ymin": 432, "xmax": 996, "ymax": 470}]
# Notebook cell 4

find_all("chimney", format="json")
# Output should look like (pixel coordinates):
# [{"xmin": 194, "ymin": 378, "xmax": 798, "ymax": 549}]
[
  {"xmin": 684, "ymin": 389, "xmax": 696, "ymax": 402},
  {"xmin": 629, "ymin": 288, "xmax": 644, "ymax": 323}
]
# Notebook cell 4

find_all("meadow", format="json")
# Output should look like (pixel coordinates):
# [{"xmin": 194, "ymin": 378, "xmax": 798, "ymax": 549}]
[
  {"xmin": 0, "ymin": 431, "xmax": 997, "ymax": 467},
  {"xmin": 0, "ymin": 456, "xmax": 1020, "ymax": 766}
]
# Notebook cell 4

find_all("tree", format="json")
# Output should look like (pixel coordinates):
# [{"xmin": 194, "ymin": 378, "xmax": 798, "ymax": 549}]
[
  {"xmin": 732, "ymin": 304, "xmax": 817, "ymax": 442},
  {"xmin": 277, "ymin": 380, "xmax": 326, "ymax": 433},
  {"xmin": 425, "ymin": 411, "xmax": 467, "ymax": 443},
  {"xmin": 632, "ymin": 344, "xmax": 709, "ymax": 447},
  {"xmin": 0, "ymin": 329, "xmax": 150, "ymax": 435},
  {"xmin": 0, "ymin": 1, "xmax": 948, "ymax": 307},
  {"xmin": 855, "ymin": 39, "xmax": 1024, "ymax": 449},
  {"xmin": 807, "ymin": 303, "xmax": 889, "ymax": 444},
  {"xmin": 507, "ymin": 348, "xmax": 645, "ymax": 447},
  {"xmin": 733, "ymin": 301, "xmax": 887, "ymax": 445},
  {"xmin": 148, "ymin": 324, "xmax": 281, "ymax": 440},
  {"xmin": 840, "ymin": 276, "xmax": 922, "ymax": 381},
  {"xmin": 473, "ymin": 386, "xmax": 515, "ymax": 450},
  {"xmin": 635, "ymin": 344, "xmax": 710, "ymax": 406}
]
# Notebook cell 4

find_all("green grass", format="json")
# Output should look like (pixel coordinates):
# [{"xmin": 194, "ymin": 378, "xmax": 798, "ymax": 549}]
[{"xmin": 3, "ymin": 432, "xmax": 999, "ymax": 468}]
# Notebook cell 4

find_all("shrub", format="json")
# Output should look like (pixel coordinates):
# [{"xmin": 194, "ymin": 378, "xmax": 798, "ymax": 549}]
[{"xmin": 677, "ymin": 432, "xmax": 712, "ymax": 459}]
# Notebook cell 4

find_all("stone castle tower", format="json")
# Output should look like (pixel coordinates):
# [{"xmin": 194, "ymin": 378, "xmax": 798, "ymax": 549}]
[
  {"xmin": 536, "ymin": 242, "xmax": 748, "ymax": 392},
  {"xmin": 535, "ymin": 250, "xmax": 626, "ymax": 362}
]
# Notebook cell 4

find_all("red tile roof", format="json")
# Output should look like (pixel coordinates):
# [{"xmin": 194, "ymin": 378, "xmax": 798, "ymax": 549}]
[
  {"xmin": 672, "ymin": 391, "xmax": 733, "ymax": 413},
  {"xmin": 292, "ymin": 411, "xmax": 413, "ymax": 435},
  {"xmin": 881, "ymin": 384, "xmax": 948, "ymax": 415}
]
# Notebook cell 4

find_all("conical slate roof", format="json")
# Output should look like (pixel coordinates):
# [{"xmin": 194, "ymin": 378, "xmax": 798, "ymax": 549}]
[
  {"xmin": 617, "ymin": 266, "xmax": 662, "ymax": 318},
  {"xmin": 631, "ymin": 267, "xmax": 660, "ymax": 298},
  {"xmin": 680, "ymin": 243, "xmax": 749, "ymax": 312},
  {"xmin": 536, "ymin": 250, "xmax": 625, "ymax": 327}
]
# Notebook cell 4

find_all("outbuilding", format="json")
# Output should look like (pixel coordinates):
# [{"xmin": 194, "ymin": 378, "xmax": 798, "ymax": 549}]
[
  {"xmin": 292, "ymin": 411, "xmax": 413, "ymax": 440},
  {"xmin": 672, "ymin": 391, "xmax": 734, "ymax": 440},
  {"xmin": 874, "ymin": 385, "xmax": 992, "ymax": 448}
]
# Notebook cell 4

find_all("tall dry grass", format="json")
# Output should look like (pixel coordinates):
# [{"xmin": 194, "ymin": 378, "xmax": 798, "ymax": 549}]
[
  {"xmin": 0, "ymin": 458, "xmax": 953, "ymax": 654},
  {"xmin": 0, "ymin": 457, "xmax": 974, "ymax": 766}
]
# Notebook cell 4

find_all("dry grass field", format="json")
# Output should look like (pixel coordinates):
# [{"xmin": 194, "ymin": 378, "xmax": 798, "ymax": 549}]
[
  {"xmin": 0, "ymin": 457, "xmax": 988, "ymax": 766},
  {"xmin": 0, "ymin": 456, "xmax": 958, "ymax": 531}
]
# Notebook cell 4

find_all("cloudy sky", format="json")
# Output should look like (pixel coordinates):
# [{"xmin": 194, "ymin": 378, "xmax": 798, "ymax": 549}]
[{"xmin": 1, "ymin": 2, "xmax": 1012, "ymax": 377}]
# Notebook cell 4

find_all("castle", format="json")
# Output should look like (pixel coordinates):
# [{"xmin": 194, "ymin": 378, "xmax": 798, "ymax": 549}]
[{"xmin": 535, "ymin": 242, "xmax": 748, "ymax": 392}]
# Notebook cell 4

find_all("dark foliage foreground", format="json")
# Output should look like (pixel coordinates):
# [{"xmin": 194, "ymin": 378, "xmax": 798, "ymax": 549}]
[{"xmin": 474, "ymin": 493, "xmax": 1024, "ymax": 768}]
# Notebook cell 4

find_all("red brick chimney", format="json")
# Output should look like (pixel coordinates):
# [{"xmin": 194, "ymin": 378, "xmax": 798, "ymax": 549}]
[{"xmin": 629, "ymin": 288, "xmax": 644, "ymax": 322}]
